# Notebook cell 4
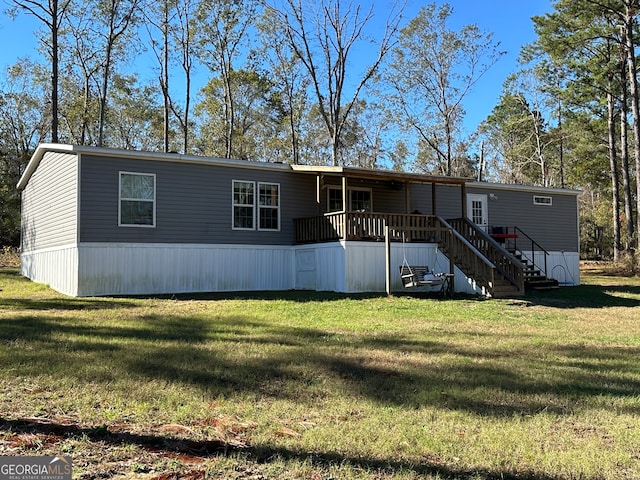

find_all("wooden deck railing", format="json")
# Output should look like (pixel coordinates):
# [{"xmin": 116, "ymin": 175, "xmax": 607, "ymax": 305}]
[
  {"xmin": 445, "ymin": 218, "xmax": 525, "ymax": 292},
  {"xmin": 429, "ymin": 217, "xmax": 496, "ymax": 294},
  {"xmin": 294, "ymin": 212, "xmax": 440, "ymax": 243}
]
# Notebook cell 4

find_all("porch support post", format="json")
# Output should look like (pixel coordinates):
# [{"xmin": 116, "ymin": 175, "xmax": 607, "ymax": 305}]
[
  {"xmin": 341, "ymin": 176, "xmax": 348, "ymax": 211},
  {"xmin": 342, "ymin": 176, "xmax": 348, "ymax": 240},
  {"xmin": 431, "ymin": 182, "xmax": 437, "ymax": 216},
  {"xmin": 461, "ymin": 183, "xmax": 467, "ymax": 218},
  {"xmin": 404, "ymin": 181, "xmax": 411, "ymax": 213},
  {"xmin": 385, "ymin": 225, "xmax": 392, "ymax": 296},
  {"xmin": 316, "ymin": 175, "xmax": 321, "ymax": 215},
  {"xmin": 447, "ymin": 230, "xmax": 455, "ymax": 292}
]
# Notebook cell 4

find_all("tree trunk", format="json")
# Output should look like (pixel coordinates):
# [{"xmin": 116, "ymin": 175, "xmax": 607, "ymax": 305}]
[
  {"xmin": 607, "ymin": 89, "xmax": 622, "ymax": 262},
  {"xmin": 619, "ymin": 62, "xmax": 634, "ymax": 251},
  {"xmin": 51, "ymin": 0, "xmax": 59, "ymax": 143},
  {"xmin": 623, "ymin": 3, "xmax": 640, "ymax": 262},
  {"xmin": 163, "ymin": 1, "xmax": 170, "ymax": 153},
  {"xmin": 223, "ymin": 70, "xmax": 234, "ymax": 159}
]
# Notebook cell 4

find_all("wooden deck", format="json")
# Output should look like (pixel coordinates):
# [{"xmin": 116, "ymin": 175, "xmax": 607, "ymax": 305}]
[{"xmin": 294, "ymin": 212, "xmax": 526, "ymax": 297}]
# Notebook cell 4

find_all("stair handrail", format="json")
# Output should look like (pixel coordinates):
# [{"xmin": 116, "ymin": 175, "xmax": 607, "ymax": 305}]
[
  {"xmin": 444, "ymin": 217, "xmax": 525, "ymax": 292},
  {"xmin": 513, "ymin": 226, "xmax": 549, "ymax": 278},
  {"xmin": 432, "ymin": 217, "xmax": 500, "ymax": 294}
]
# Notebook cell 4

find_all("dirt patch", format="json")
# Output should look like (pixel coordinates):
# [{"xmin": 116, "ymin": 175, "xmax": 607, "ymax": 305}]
[{"xmin": 0, "ymin": 416, "xmax": 248, "ymax": 479}]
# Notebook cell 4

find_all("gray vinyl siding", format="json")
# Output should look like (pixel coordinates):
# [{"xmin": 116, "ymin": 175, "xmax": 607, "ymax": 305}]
[
  {"xmin": 316, "ymin": 176, "xmax": 408, "ymax": 213},
  {"xmin": 468, "ymin": 185, "xmax": 579, "ymax": 252},
  {"xmin": 409, "ymin": 184, "xmax": 464, "ymax": 217},
  {"xmin": 79, "ymin": 154, "xmax": 318, "ymax": 245},
  {"xmin": 21, "ymin": 151, "xmax": 78, "ymax": 251},
  {"xmin": 410, "ymin": 183, "xmax": 579, "ymax": 252}
]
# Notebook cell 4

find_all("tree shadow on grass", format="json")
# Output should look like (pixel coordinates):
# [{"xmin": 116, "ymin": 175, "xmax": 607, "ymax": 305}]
[
  {"xmin": 524, "ymin": 283, "xmax": 640, "ymax": 309},
  {"xmin": 0, "ymin": 416, "xmax": 560, "ymax": 480},
  {"xmin": 3, "ymin": 311, "xmax": 640, "ymax": 418}
]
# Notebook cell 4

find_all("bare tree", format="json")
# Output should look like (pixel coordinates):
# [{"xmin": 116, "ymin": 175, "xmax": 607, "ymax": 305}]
[
  {"xmin": 194, "ymin": 0, "xmax": 258, "ymax": 159},
  {"xmin": 143, "ymin": 0, "xmax": 174, "ymax": 152},
  {"xmin": 256, "ymin": 6, "xmax": 310, "ymax": 164},
  {"xmin": 268, "ymin": 0, "xmax": 404, "ymax": 166},
  {"xmin": 9, "ymin": 0, "xmax": 72, "ymax": 143},
  {"xmin": 384, "ymin": 3, "xmax": 504, "ymax": 176},
  {"xmin": 95, "ymin": 0, "xmax": 141, "ymax": 147}
]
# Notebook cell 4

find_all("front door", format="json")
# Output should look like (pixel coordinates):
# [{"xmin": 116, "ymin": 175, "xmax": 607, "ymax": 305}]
[{"xmin": 467, "ymin": 194, "xmax": 488, "ymax": 232}]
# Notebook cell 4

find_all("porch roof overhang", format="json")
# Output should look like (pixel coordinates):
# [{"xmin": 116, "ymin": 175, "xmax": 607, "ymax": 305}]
[{"xmin": 290, "ymin": 164, "xmax": 473, "ymax": 186}]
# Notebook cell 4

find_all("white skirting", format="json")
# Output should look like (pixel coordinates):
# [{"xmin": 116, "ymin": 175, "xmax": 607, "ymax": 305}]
[
  {"xmin": 520, "ymin": 250, "xmax": 581, "ymax": 286},
  {"xmin": 20, "ymin": 242, "xmax": 581, "ymax": 297}
]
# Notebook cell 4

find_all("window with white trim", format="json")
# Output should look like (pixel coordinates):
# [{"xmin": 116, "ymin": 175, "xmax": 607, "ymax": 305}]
[
  {"xmin": 533, "ymin": 195, "xmax": 552, "ymax": 206},
  {"xmin": 233, "ymin": 180, "xmax": 280, "ymax": 231},
  {"xmin": 258, "ymin": 182, "xmax": 280, "ymax": 230},
  {"xmin": 119, "ymin": 172, "xmax": 155, "ymax": 227},
  {"xmin": 233, "ymin": 180, "xmax": 255, "ymax": 229}
]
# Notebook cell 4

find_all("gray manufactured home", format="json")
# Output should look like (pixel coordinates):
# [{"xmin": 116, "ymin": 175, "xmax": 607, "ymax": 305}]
[{"xmin": 18, "ymin": 144, "xmax": 581, "ymax": 297}]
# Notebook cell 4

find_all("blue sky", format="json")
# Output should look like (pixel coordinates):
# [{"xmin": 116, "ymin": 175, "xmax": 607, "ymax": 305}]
[{"xmin": 0, "ymin": 0, "xmax": 551, "ymax": 135}]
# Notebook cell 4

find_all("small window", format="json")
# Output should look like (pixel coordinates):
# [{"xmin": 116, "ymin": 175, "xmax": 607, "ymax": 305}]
[
  {"xmin": 258, "ymin": 182, "xmax": 280, "ymax": 231},
  {"xmin": 119, "ymin": 172, "xmax": 155, "ymax": 227},
  {"xmin": 533, "ymin": 195, "xmax": 552, "ymax": 206},
  {"xmin": 233, "ymin": 180, "xmax": 255, "ymax": 230}
]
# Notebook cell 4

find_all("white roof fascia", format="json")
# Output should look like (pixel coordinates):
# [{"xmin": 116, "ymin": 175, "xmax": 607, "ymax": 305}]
[
  {"xmin": 17, "ymin": 143, "xmax": 292, "ymax": 190},
  {"xmin": 469, "ymin": 181, "xmax": 582, "ymax": 196}
]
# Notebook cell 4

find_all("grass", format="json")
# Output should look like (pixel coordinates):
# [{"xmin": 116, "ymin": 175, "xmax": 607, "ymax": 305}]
[{"xmin": 1, "ymin": 266, "xmax": 640, "ymax": 479}]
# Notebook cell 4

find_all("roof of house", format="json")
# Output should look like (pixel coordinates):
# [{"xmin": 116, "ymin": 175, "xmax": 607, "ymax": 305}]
[
  {"xmin": 18, "ymin": 143, "xmax": 474, "ymax": 190},
  {"xmin": 18, "ymin": 144, "xmax": 581, "ymax": 196}
]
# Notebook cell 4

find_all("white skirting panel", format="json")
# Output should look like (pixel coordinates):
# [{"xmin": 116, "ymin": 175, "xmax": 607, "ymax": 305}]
[
  {"xmin": 546, "ymin": 251, "xmax": 580, "ymax": 286},
  {"xmin": 21, "ymin": 245, "xmax": 79, "ymax": 296},
  {"xmin": 21, "ymin": 241, "xmax": 557, "ymax": 297},
  {"xmin": 343, "ymin": 241, "xmax": 480, "ymax": 294},
  {"xmin": 76, "ymin": 243, "xmax": 295, "ymax": 296},
  {"xmin": 518, "ymin": 250, "xmax": 580, "ymax": 286}
]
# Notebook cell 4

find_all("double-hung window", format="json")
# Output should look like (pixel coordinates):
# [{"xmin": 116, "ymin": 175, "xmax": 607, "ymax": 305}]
[
  {"xmin": 119, "ymin": 172, "xmax": 155, "ymax": 227},
  {"xmin": 258, "ymin": 183, "xmax": 280, "ymax": 230},
  {"xmin": 233, "ymin": 180, "xmax": 280, "ymax": 231},
  {"xmin": 233, "ymin": 181, "xmax": 255, "ymax": 229}
]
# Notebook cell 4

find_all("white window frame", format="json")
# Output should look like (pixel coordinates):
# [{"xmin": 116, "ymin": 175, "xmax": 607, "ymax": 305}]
[
  {"xmin": 327, "ymin": 186, "xmax": 373, "ymax": 212},
  {"xmin": 257, "ymin": 182, "xmax": 281, "ymax": 231},
  {"xmin": 232, "ymin": 180, "xmax": 256, "ymax": 230},
  {"xmin": 533, "ymin": 195, "xmax": 553, "ymax": 206},
  {"xmin": 232, "ymin": 180, "xmax": 281, "ymax": 231},
  {"xmin": 119, "ymin": 171, "xmax": 156, "ymax": 228}
]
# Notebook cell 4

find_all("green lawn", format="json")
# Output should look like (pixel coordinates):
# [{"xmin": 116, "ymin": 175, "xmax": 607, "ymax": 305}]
[{"xmin": 1, "ymin": 267, "xmax": 640, "ymax": 479}]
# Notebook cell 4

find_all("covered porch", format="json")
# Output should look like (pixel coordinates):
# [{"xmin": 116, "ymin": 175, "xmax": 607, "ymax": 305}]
[
  {"xmin": 290, "ymin": 164, "xmax": 472, "ymax": 243},
  {"xmin": 290, "ymin": 166, "xmax": 526, "ymax": 297}
]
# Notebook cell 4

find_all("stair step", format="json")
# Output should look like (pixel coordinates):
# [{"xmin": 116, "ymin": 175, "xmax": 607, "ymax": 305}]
[
  {"xmin": 531, "ymin": 285, "xmax": 560, "ymax": 291},
  {"xmin": 525, "ymin": 279, "xmax": 559, "ymax": 289}
]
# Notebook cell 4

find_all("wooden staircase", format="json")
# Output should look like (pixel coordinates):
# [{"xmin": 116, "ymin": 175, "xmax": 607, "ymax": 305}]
[
  {"xmin": 433, "ymin": 217, "xmax": 525, "ymax": 298},
  {"xmin": 508, "ymin": 248, "xmax": 559, "ymax": 291},
  {"xmin": 436, "ymin": 217, "xmax": 558, "ymax": 296}
]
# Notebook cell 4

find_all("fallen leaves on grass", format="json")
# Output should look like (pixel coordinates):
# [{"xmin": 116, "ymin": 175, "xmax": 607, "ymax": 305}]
[
  {"xmin": 274, "ymin": 426, "xmax": 302, "ymax": 438},
  {"xmin": 157, "ymin": 424, "xmax": 196, "ymax": 436},
  {"xmin": 6, "ymin": 432, "xmax": 64, "ymax": 449},
  {"xmin": 151, "ymin": 469, "xmax": 206, "ymax": 480}
]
